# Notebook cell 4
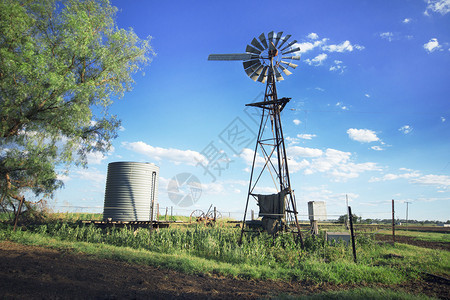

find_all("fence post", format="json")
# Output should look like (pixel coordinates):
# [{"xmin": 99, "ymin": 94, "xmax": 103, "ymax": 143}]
[
  {"xmin": 392, "ymin": 199, "xmax": 395, "ymax": 244},
  {"xmin": 165, "ymin": 207, "xmax": 168, "ymax": 221},
  {"xmin": 348, "ymin": 206, "xmax": 357, "ymax": 263}
]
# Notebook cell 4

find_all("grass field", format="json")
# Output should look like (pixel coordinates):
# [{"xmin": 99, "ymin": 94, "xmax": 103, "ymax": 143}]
[
  {"xmin": 1, "ymin": 220, "xmax": 448, "ymax": 284},
  {"xmin": 1, "ymin": 213, "xmax": 448, "ymax": 299}
]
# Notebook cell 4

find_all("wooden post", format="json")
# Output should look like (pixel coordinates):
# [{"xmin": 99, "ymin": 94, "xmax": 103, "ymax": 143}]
[
  {"xmin": 348, "ymin": 206, "xmax": 357, "ymax": 263},
  {"xmin": 170, "ymin": 206, "xmax": 173, "ymax": 221},
  {"xmin": 156, "ymin": 203, "xmax": 160, "ymax": 220},
  {"xmin": 164, "ymin": 207, "xmax": 168, "ymax": 221},
  {"xmin": 213, "ymin": 206, "xmax": 217, "ymax": 222},
  {"xmin": 392, "ymin": 199, "xmax": 395, "ymax": 244},
  {"xmin": 251, "ymin": 209, "xmax": 254, "ymax": 220},
  {"xmin": 13, "ymin": 196, "xmax": 25, "ymax": 232},
  {"xmin": 345, "ymin": 194, "xmax": 349, "ymax": 230}
]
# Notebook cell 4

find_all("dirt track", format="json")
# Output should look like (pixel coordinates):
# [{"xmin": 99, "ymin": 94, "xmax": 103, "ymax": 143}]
[
  {"xmin": 374, "ymin": 233, "xmax": 450, "ymax": 251},
  {"xmin": 0, "ymin": 241, "xmax": 448, "ymax": 299}
]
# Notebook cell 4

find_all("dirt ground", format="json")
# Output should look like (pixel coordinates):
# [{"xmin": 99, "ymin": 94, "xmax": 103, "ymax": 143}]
[
  {"xmin": 374, "ymin": 233, "xmax": 450, "ymax": 251},
  {"xmin": 0, "ymin": 241, "xmax": 449, "ymax": 299}
]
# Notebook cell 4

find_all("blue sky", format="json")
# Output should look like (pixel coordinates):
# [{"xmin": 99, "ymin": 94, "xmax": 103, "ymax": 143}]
[{"xmin": 54, "ymin": 0, "xmax": 450, "ymax": 222}]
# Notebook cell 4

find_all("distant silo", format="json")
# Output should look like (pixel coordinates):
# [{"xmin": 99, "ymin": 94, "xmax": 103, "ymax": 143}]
[{"xmin": 103, "ymin": 162, "xmax": 159, "ymax": 221}]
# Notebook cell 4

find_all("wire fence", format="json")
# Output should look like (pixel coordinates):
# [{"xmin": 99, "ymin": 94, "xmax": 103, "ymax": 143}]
[{"xmin": 51, "ymin": 204, "xmax": 397, "ymax": 223}]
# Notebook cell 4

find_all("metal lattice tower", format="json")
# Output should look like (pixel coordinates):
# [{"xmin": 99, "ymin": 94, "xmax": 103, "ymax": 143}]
[{"xmin": 208, "ymin": 32, "xmax": 303, "ymax": 246}]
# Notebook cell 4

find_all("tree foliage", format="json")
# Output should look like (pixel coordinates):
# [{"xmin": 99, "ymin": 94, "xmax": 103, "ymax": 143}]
[
  {"xmin": 337, "ymin": 214, "xmax": 360, "ymax": 224},
  {"xmin": 0, "ymin": 0, "xmax": 153, "ymax": 211}
]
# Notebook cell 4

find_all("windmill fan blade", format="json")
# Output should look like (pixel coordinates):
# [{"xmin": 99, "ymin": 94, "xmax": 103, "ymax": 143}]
[
  {"xmin": 274, "ymin": 67, "xmax": 284, "ymax": 81},
  {"xmin": 251, "ymin": 38, "xmax": 265, "ymax": 51},
  {"xmin": 280, "ymin": 40, "xmax": 297, "ymax": 52},
  {"xmin": 282, "ymin": 56, "xmax": 301, "ymax": 60},
  {"xmin": 279, "ymin": 64, "xmax": 292, "ymax": 76},
  {"xmin": 258, "ymin": 33, "xmax": 268, "ymax": 49},
  {"xmin": 245, "ymin": 44, "xmax": 262, "ymax": 55},
  {"xmin": 208, "ymin": 53, "xmax": 256, "ymax": 61},
  {"xmin": 269, "ymin": 41, "xmax": 275, "ymax": 51},
  {"xmin": 250, "ymin": 65, "xmax": 264, "ymax": 81},
  {"xmin": 257, "ymin": 66, "xmax": 268, "ymax": 83},
  {"xmin": 243, "ymin": 59, "xmax": 260, "ymax": 70},
  {"xmin": 277, "ymin": 34, "xmax": 291, "ymax": 49},
  {"xmin": 268, "ymin": 31, "xmax": 275, "ymax": 44},
  {"xmin": 274, "ymin": 32, "xmax": 283, "ymax": 46},
  {"xmin": 282, "ymin": 47, "xmax": 301, "ymax": 55},
  {"xmin": 281, "ymin": 60, "xmax": 298, "ymax": 69},
  {"xmin": 245, "ymin": 65, "xmax": 259, "ymax": 76}
]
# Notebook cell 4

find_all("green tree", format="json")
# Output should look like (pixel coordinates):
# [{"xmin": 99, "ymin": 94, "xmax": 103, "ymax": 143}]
[
  {"xmin": 0, "ymin": 0, "xmax": 153, "ymax": 214},
  {"xmin": 337, "ymin": 214, "xmax": 359, "ymax": 224}
]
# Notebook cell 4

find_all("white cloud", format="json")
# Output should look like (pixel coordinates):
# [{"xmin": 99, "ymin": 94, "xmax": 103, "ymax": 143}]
[
  {"xmin": 425, "ymin": 0, "xmax": 450, "ymax": 15},
  {"xmin": 322, "ymin": 40, "xmax": 364, "ymax": 52},
  {"xmin": 122, "ymin": 141, "xmax": 205, "ymax": 166},
  {"xmin": 296, "ymin": 39, "xmax": 326, "ymax": 54},
  {"xmin": 287, "ymin": 158, "xmax": 311, "ymax": 173},
  {"xmin": 75, "ymin": 168, "xmax": 106, "ymax": 184},
  {"xmin": 410, "ymin": 174, "xmax": 450, "ymax": 187},
  {"xmin": 365, "ymin": 94, "xmax": 371, "ymax": 98},
  {"xmin": 297, "ymin": 187, "xmax": 360, "ymax": 211},
  {"xmin": 57, "ymin": 173, "xmax": 71, "ymax": 183},
  {"xmin": 285, "ymin": 136, "xmax": 299, "ymax": 145},
  {"xmin": 304, "ymin": 53, "xmax": 328, "ymax": 66},
  {"xmin": 370, "ymin": 170, "xmax": 420, "ymax": 182},
  {"xmin": 315, "ymin": 87, "xmax": 325, "ymax": 92},
  {"xmin": 441, "ymin": 116, "xmax": 446, "ymax": 122},
  {"xmin": 424, "ymin": 38, "xmax": 441, "ymax": 52},
  {"xmin": 347, "ymin": 128, "xmax": 380, "ymax": 143},
  {"xmin": 86, "ymin": 151, "xmax": 106, "ymax": 165},
  {"xmin": 297, "ymin": 134, "xmax": 317, "ymax": 140},
  {"xmin": 86, "ymin": 146, "xmax": 115, "ymax": 165},
  {"xmin": 380, "ymin": 32, "xmax": 394, "ymax": 42},
  {"xmin": 301, "ymin": 148, "xmax": 381, "ymax": 181},
  {"xmin": 371, "ymin": 146, "xmax": 384, "ymax": 151},
  {"xmin": 403, "ymin": 18, "xmax": 411, "ymax": 23},
  {"xmin": 287, "ymin": 146, "xmax": 323, "ymax": 157},
  {"xmin": 293, "ymin": 119, "xmax": 301, "ymax": 125},
  {"xmin": 240, "ymin": 148, "xmax": 265, "ymax": 168},
  {"xmin": 252, "ymin": 186, "xmax": 278, "ymax": 194},
  {"xmin": 329, "ymin": 60, "xmax": 346, "ymax": 73},
  {"xmin": 286, "ymin": 147, "xmax": 381, "ymax": 181},
  {"xmin": 336, "ymin": 101, "xmax": 349, "ymax": 110},
  {"xmin": 201, "ymin": 181, "xmax": 225, "ymax": 195},
  {"xmin": 399, "ymin": 125, "xmax": 413, "ymax": 134},
  {"xmin": 307, "ymin": 32, "xmax": 319, "ymax": 40}
]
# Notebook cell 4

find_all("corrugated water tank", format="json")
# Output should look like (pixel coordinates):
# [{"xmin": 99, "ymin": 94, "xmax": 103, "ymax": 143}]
[{"xmin": 103, "ymin": 162, "xmax": 159, "ymax": 221}]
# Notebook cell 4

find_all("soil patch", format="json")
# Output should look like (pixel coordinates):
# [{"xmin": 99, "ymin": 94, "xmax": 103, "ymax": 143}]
[
  {"xmin": 0, "ymin": 241, "xmax": 448, "ymax": 299},
  {"xmin": 374, "ymin": 234, "xmax": 450, "ymax": 251}
]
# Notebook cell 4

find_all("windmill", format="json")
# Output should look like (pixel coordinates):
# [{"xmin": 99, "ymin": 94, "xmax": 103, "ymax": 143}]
[{"xmin": 208, "ymin": 32, "xmax": 303, "ymax": 246}]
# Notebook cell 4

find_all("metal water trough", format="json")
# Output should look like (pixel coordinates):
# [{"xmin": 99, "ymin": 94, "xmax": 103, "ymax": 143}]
[{"xmin": 326, "ymin": 232, "xmax": 351, "ymax": 245}]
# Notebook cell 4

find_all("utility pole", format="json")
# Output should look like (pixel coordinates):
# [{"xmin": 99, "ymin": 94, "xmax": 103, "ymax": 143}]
[
  {"xmin": 345, "ymin": 194, "xmax": 349, "ymax": 229},
  {"xmin": 405, "ymin": 201, "xmax": 412, "ymax": 230},
  {"xmin": 392, "ymin": 199, "xmax": 395, "ymax": 244}
]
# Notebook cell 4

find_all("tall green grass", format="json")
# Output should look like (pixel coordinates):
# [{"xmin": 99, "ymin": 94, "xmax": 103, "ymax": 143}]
[{"xmin": 1, "ymin": 223, "xmax": 448, "ymax": 284}]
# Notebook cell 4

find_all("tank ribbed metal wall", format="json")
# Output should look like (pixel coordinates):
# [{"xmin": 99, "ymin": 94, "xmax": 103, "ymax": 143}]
[{"xmin": 103, "ymin": 162, "xmax": 159, "ymax": 221}]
